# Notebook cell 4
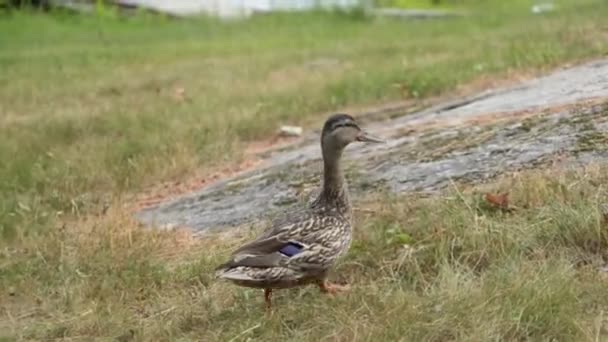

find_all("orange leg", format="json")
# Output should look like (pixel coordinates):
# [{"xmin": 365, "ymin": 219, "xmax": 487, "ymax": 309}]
[
  {"xmin": 317, "ymin": 279, "xmax": 351, "ymax": 295},
  {"xmin": 264, "ymin": 288, "xmax": 272, "ymax": 310}
]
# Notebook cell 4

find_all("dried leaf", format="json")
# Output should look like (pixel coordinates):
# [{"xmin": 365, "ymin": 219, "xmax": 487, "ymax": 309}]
[{"xmin": 484, "ymin": 192, "xmax": 512, "ymax": 212}]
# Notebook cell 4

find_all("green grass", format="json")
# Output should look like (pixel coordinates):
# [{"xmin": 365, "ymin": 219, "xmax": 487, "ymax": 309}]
[
  {"xmin": 375, "ymin": 0, "xmax": 457, "ymax": 9},
  {"xmin": 3, "ymin": 166, "xmax": 608, "ymax": 341},
  {"xmin": 2, "ymin": 0, "xmax": 608, "ymax": 237},
  {"xmin": 1, "ymin": 0, "xmax": 608, "ymax": 340}
]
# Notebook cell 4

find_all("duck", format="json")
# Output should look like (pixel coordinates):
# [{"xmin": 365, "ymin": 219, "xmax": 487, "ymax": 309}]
[{"xmin": 215, "ymin": 113, "xmax": 383, "ymax": 309}]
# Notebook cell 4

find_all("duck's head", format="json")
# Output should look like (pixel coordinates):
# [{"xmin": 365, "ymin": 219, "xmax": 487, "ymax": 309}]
[{"xmin": 321, "ymin": 114, "xmax": 384, "ymax": 153}]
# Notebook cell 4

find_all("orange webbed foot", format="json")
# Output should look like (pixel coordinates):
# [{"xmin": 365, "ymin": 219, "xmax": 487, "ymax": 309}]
[
  {"xmin": 317, "ymin": 280, "xmax": 351, "ymax": 295},
  {"xmin": 264, "ymin": 288, "xmax": 273, "ymax": 312}
]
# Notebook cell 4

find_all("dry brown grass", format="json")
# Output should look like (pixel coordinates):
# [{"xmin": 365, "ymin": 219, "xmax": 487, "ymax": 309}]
[{"xmin": 3, "ymin": 164, "xmax": 608, "ymax": 341}]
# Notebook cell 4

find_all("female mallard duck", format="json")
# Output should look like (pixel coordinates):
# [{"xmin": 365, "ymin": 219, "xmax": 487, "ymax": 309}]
[{"xmin": 215, "ymin": 114, "xmax": 383, "ymax": 309}]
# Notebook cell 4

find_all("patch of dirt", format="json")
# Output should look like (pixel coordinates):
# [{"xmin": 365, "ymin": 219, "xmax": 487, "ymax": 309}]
[
  {"xmin": 244, "ymin": 134, "xmax": 302, "ymax": 157},
  {"xmin": 129, "ymin": 65, "xmax": 558, "ymax": 211},
  {"xmin": 394, "ymin": 97, "xmax": 608, "ymax": 137},
  {"xmin": 133, "ymin": 158, "xmax": 264, "ymax": 211},
  {"xmin": 134, "ymin": 59, "xmax": 608, "ymax": 233}
]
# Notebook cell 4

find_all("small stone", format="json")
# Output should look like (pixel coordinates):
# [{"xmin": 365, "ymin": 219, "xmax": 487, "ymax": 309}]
[{"xmin": 279, "ymin": 126, "xmax": 303, "ymax": 137}]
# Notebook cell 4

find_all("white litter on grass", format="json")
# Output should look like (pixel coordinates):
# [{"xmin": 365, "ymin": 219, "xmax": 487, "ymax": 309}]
[
  {"xmin": 279, "ymin": 126, "xmax": 303, "ymax": 137},
  {"xmin": 531, "ymin": 3, "xmax": 555, "ymax": 14}
]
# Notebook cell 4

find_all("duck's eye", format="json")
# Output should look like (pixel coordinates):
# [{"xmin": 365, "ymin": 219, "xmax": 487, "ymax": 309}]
[{"xmin": 332, "ymin": 122, "xmax": 358, "ymax": 131}]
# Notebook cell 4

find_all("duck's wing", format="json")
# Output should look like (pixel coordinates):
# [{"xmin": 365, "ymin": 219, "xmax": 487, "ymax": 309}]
[
  {"xmin": 216, "ymin": 236, "xmax": 287, "ymax": 268},
  {"xmin": 216, "ymin": 236, "xmax": 309, "ymax": 270},
  {"xmin": 232, "ymin": 233, "xmax": 289, "ymax": 256},
  {"xmin": 216, "ymin": 212, "xmax": 316, "ymax": 270},
  {"xmin": 232, "ymin": 210, "xmax": 314, "ymax": 254}
]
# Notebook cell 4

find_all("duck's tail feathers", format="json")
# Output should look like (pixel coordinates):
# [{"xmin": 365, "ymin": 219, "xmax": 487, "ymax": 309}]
[{"xmin": 215, "ymin": 267, "xmax": 257, "ymax": 282}]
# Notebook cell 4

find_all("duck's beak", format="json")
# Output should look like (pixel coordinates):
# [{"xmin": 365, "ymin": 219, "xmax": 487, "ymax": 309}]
[{"xmin": 356, "ymin": 130, "xmax": 384, "ymax": 143}]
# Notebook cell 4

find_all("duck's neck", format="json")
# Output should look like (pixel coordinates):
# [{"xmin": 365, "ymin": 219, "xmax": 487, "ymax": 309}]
[
  {"xmin": 313, "ymin": 145, "xmax": 351, "ymax": 217},
  {"xmin": 322, "ymin": 149, "xmax": 345, "ymax": 197}
]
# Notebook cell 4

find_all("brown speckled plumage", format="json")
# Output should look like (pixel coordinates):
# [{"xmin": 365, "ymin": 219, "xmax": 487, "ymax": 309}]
[{"xmin": 215, "ymin": 114, "xmax": 383, "ymax": 308}]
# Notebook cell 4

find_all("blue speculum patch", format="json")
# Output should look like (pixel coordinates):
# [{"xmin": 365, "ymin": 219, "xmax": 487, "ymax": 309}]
[{"xmin": 279, "ymin": 242, "xmax": 304, "ymax": 257}]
